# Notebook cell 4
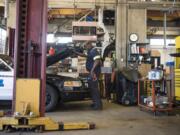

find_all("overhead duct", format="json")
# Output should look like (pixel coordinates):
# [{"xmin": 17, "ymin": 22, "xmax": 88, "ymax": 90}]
[{"xmin": 4, "ymin": 0, "xmax": 8, "ymax": 18}]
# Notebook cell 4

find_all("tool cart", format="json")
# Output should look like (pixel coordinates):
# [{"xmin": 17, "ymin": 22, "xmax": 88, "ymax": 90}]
[{"xmin": 138, "ymin": 70, "xmax": 173, "ymax": 115}]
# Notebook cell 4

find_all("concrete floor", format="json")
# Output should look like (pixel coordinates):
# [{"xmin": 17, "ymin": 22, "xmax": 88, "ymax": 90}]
[{"xmin": 0, "ymin": 100, "xmax": 180, "ymax": 135}]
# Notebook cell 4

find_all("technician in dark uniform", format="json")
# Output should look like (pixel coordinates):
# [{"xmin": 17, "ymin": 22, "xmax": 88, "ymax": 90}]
[{"xmin": 75, "ymin": 42, "xmax": 103, "ymax": 110}]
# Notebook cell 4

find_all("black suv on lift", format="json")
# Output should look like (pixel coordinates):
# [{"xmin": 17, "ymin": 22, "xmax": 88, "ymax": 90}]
[{"xmin": 45, "ymin": 46, "xmax": 91, "ymax": 112}]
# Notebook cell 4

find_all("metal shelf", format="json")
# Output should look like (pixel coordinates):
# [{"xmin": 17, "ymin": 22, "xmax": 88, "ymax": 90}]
[{"xmin": 130, "ymin": 53, "xmax": 149, "ymax": 56}]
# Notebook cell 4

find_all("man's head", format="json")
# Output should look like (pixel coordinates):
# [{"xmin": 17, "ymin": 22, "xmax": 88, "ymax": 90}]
[{"xmin": 84, "ymin": 41, "xmax": 93, "ymax": 50}]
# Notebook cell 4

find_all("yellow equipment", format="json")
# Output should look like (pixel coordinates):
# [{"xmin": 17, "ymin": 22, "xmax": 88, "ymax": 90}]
[
  {"xmin": 0, "ymin": 79, "xmax": 95, "ymax": 132},
  {"xmin": 175, "ymin": 36, "xmax": 180, "ymax": 102},
  {"xmin": 0, "ymin": 111, "xmax": 3, "ymax": 117},
  {"xmin": 48, "ymin": 9, "xmax": 90, "ymax": 17}
]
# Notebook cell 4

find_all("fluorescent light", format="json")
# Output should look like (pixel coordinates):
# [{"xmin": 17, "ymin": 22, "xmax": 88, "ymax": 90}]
[
  {"xmin": 150, "ymin": 39, "xmax": 175, "ymax": 46},
  {"xmin": 57, "ymin": 37, "xmax": 72, "ymax": 43},
  {"xmin": 47, "ymin": 34, "xmax": 55, "ymax": 43},
  {"xmin": 47, "ymin": 34, "xmax": 72, "ymax": 43}
]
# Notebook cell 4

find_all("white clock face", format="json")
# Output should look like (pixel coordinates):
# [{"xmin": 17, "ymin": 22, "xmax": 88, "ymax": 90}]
[{"xmin": 129, "ymin": 33, "xmax": 138, "ymax": 42}]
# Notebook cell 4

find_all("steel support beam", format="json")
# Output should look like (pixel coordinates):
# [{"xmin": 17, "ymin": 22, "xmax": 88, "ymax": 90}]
[
  {"xmin": 128, "ymin": 1, "xmax": 180, "ymax": 10},
  {"xmin": 128, "ymin": 9, "xmax": 147, "ymax": 43},
  {"xmin": 163, "ymin": 11, "xmax": 167, "ymax": 48},
  {"xmin": 115, "ymin": 0, "xmax": 128, "ymax": 68},
  {"xmin": 13, "ymin": 0, "xmax": 47, "ymax": 116},
  {"xmin": 48, "ymin": 0, "xmax": 180, "ymax": 10},
  {"xmin": 147, "ymin": 19, "xmax": 180, "ymax": 27}
]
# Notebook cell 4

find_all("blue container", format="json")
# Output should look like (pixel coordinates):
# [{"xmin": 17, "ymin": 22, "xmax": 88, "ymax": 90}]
[{"xmin": 166, "ymin": 61, "xmax": 175, "ymax": 67}]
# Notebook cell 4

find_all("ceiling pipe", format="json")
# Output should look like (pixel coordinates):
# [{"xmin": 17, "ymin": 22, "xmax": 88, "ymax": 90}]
[
  {"xmin": 163, "ymin": 11, "xmax": 167, "ymax": 49},
  {"xmin": 4, "ymin": 0, "xmax": 9, "ymax": 18}
]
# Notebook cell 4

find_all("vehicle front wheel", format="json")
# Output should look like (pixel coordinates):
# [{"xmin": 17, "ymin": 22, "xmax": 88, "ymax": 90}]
[{"xmin": 45, "ymin": 84, "xmax": 59, "ymax": 112}]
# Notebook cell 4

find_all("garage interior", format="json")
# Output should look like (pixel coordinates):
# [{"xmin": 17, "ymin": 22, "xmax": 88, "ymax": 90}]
[{"xmin": 0, "ymin": 0, "xmax": 180, "ymax": 135}]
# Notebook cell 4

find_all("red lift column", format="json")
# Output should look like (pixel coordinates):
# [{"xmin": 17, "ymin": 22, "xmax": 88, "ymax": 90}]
[{"xmin": 13, "ymin": 0, "xmax": 47, "ymax": 116}]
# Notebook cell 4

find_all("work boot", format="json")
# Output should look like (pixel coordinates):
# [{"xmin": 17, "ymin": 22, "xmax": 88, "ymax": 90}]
[
  {"xmin": 92, "ymin": 105, "xmax": 103, "ymax": 110},
  {"xmin": 90, "ymin": 103, "xmax": 95, "ymax": 108}
]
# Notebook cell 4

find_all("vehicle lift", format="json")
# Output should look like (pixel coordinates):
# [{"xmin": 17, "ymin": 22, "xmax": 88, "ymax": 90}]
[{"xmin": 0, "ymin": 0, "xmax": 95, "ymax": 132}]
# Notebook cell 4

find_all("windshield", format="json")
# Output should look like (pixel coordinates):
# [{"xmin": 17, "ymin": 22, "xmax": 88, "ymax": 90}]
[{"xmin": 0, "ymin": 55, "xmax": 13, "ymax": 68}]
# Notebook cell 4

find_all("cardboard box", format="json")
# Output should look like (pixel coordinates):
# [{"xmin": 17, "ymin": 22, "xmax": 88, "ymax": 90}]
[
  {"xmin": 138, "ymin": 64, "xmax": 151, "ymax": 77},
  {"xmin": 77, "ymin": 65, "xmax": 89, "ymax": 74},
  {"xmin": 77, "ymin": 56, "xmax": 88, "ymax": 74},
  {"xmin": 151, "ymin": 50, "xmax": 161, "ymax": 57}
]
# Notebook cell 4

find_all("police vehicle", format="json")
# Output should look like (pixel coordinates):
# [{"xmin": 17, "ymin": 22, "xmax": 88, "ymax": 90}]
[{"xmin": 0, "ymin": 54, "xmax": 90, "ymax": 112}]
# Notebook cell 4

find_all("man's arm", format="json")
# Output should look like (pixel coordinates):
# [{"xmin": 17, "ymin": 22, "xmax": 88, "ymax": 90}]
[
  {"xmin": 73, "ymin": 51, "xmax": 87, "ymax": 57},
  {"xmin": 91, "ymin": 49, "xmax": 101, "ymax": 73},
  {"xmin": 90, "ymin": 58, "xmax": 101, "ymax": 80},
  {"xmin": 91, "ymin": 59, "xmax": 101, "ymax": 73}
]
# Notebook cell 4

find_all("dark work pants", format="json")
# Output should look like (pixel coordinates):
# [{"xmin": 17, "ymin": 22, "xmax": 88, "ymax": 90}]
[
  {"xmin": 105, "ymin": 74, "xmax": 112, "ymax": 100},
  {"xmin": 88, "ymin": 77, "xmax": 102, "ymax": 108}
]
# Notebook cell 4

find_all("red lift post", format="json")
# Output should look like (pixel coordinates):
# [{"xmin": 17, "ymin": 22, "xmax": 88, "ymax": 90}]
[
  {"xmin": 8, "ymin": 28, "xmax": 15, "ymax": 58},
  {"xmin": 13, "ymin": 0, "xmax": 47, "ymax": 116},
  {"xmin": 0, "ymin": 0, "xmax": 95, "ymax": 132}
]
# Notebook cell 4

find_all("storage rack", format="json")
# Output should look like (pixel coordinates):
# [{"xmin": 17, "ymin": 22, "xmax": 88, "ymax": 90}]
[{"xmin": 128, "ymin": 43, "xmax": 151, "ymax": 65}]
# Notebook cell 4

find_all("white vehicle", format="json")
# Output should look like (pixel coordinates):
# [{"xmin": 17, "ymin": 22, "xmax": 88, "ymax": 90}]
[
  {"xmin": 0, "ymin": 55, "xmax": 14, "ymax": 101},
  {"xmin": 0, "ymin": 54, "xmax": 90, "ymax": 112}
]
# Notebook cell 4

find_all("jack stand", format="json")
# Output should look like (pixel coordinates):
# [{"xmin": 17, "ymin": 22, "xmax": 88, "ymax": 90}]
[{"xmin": 0, "ymin": 79, "xmax": 95, "ymax": 132}]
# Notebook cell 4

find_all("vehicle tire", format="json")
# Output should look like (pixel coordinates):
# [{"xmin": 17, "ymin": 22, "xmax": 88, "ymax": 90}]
[
  {"xmin": 122, "ymin": 96, "xmax": 131, "ymax": 106},
  {"xmin": 124, "ymin": 99, "xmax": 130, "ymax": 106},
  {"xmin": 45, "ymin": 84, "xmax": 59, "ymax": 112}
]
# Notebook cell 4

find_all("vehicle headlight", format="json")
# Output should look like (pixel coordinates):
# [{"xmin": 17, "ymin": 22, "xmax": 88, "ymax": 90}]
[{"xmin": 64, "ymin": 81, "xmax": 82, "ymax": 87}]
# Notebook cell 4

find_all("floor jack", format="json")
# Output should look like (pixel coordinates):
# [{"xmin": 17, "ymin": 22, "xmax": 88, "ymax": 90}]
[{"xmin": 0, "ymin": 79, "xmax": 95, "ymax": 132}]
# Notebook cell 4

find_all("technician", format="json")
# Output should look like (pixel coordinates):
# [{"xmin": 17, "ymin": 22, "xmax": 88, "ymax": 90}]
[{"xmin": 75, "ymin": 42, "xmax": 103, "ymax": 110}]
